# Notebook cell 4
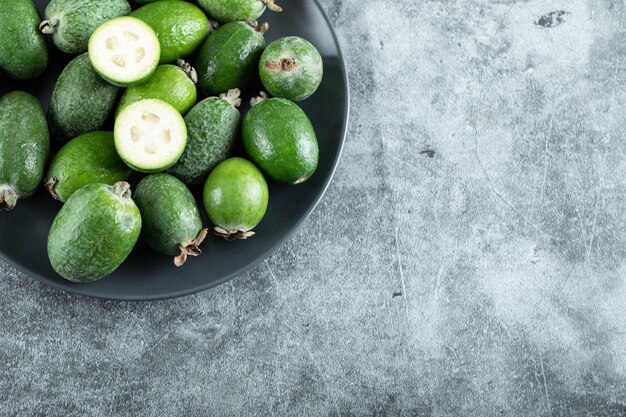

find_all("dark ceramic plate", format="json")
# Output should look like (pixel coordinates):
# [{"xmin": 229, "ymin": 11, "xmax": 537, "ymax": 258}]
[{"xmin": 0, "ymin": 0, "xmax": 349, "ymax": 300}]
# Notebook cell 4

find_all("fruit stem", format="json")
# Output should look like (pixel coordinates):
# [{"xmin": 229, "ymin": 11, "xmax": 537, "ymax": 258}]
[
  {"xmin": 112, "ymin": 182, "xmax": 132, "ymax": 200},
  {"xmin": 174, "ymin": 228, "xmax": 208, "ymax": 267},
  {"xmin": 213, "ymin": 227, "xmax": 256, "ymax": 241},
  {"xmin": 0, "ymin": 185, "xmax": 18, "ymax": 211},
  {"xmin": 44, "ymin": 177, "xmax": 59, "ymax": 200},
  {"xmin": 247, "ymin": 20, "xmax": 269, "ymax": 35},
  {"xmin": 39, "ymin": 18, "xmax": 59, "ymax": 35},
  {"xmin": 250, "ymin": 91, "xmax": 269, "ymax": 107},
  {"xmin": 209, "ymin": 19, "xmax": 220, "ymax": 30},
  {"xmin": 262, "ymin": 0, "xmax": 283, "ymax": 12},
  {"xmin": 219, "ymin": 89, "xmax": 242, "ymax": 108},
  {"xmin": 175, "ymin": 59, "xmax": 198, "ymax": 84}
]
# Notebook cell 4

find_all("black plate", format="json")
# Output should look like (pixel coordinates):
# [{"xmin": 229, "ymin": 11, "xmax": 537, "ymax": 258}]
[{"xmin": 0, "ymin": 0, "xmax": 349, "ymax": 300}]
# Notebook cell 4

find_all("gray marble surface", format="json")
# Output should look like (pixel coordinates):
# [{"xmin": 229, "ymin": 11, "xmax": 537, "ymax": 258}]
[{"xmin": 2, "ymin": 0, "xmax": 626, "ymax": 415}]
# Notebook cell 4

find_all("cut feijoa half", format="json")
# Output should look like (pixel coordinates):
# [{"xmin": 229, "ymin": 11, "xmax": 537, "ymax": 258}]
[
  {"xmin": 114, "ymin": 99, "xmax": 187, "ymax": 173},
  {"xmin": 88, "ymin": 16, "xmax": 160, "ymax": 87}
]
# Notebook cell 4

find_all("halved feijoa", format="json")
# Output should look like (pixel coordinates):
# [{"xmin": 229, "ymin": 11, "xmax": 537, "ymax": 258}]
[
  {"xmin": 114, "ymin": 99, "xmax": 187, "ymax": 173},
  {"xmin": 203, "ymin": 157, "xmax": 268, "ymax": 241},
  {"xmin": 88, "ymin": 16, "xmax": 160, "ymax": 87},
  {"xmin": 134, "ymin": 173, "xmax": 207, "ymax": 266}
]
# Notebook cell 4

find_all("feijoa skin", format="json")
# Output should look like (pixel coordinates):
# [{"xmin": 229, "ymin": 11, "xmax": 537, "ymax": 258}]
[
  {"xmin": 48, "ymin": 54, "xmax": 121, "ymax": 143},
  {"xmin": 45, "ymin": 131, "xmax": 132, "ymax": 203},
  {"xmin": 0, "ymin": 0, "xmax": 48, "ymax": 80},
  {"xmin": 0, "ymin": 92, "xmax": 50, "ymax": 211},
  {"xmin": 134, "ymin": 174, "xmax": 208, "ymax": 266},
  {"xmin": 40, "ymin": 0, "xmax": 131, "ymax": 54},
  {"xmin": 47, "ymin": 182, "xmax": 141, "ymax": 283},
  {"xmin": 260, "ymin": 37, "xmax": 323, "ymax": 101},
  {"xmin": 197, "ymin": 0, "xmax": 282, "ymax": 23},
  {"xmin": 116, "ymin": 62, "xmax": 198, "ymax": 118},
  {"xmin": 243, "ymin": 95, "xmax": 319, "ymax": 184},
  {"xmin": 167, "ymin": 89, "xmax": 241, "ymax": 186},
  {"xmin": 132, "ymin": 1, "xmax": 211, "ymax": 64},
  {"xmin": 196, "ymin": 21, "xmax": 267, "ymax": 96},
  {"xmin": 203, "ymin": 158, "xmax": 268, "ymax": 240}
]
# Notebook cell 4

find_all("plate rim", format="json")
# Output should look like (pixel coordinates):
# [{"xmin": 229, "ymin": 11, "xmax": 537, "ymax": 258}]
[{"xmin": 0, "ymin": 0, "xmax": 351, "ymax": 301}]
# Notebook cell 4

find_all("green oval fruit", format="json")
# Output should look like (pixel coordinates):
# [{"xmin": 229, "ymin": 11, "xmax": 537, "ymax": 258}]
[
  {"xmin": 88, "ymin": 17, "xmax": 161, "ymax": 87},
  {"xmin": 197, "ymin": 0, "xmax": 282, "ymax": 23},
  {"xmin": 132, "ymin": 1, "xmax": 210, "ymax": 64},
  {"xmin": 203, "ymin": 158, "xmax": 268, "ymax": 240},
  {"xmin": 116, "ymin": 62, "xmax": 197, "ymax": 118},
  {"xmin": 48, "ymin": 54, "xmax": 120, "ymax": 143},
  {"xmin": 133, "ymin": 0, "xmax": 181, "ymax": 4},
  {"xmin": 134, "ymin": 173, "xmax": 207, "ymax": 266},
  {"xmin": 47, "ymin": 182, "xmax": 141, "ymax": 283},
  {"xmin": 243, "ymin": 95, "xmax": 318, "ymax": 184},
  {"xmin": 0, "ymin": 92, "xmax": 50, "ymax": 211},
  {"xmin": 168, "ymin": 89, "xmax": 240, "ymax": 186},
  {"xmin": 196, "ymin": 21, "xmax": 266, "ymax": 96},
  {"xmin": 0, "ymin": 0, "xmax": 48, "ymax": 80},
  {"xmin": 41, "ymin": 0, "xmax": 131, "ymax": 54},
  {"xmin": 45, "ymin": 131, "xmax": 132, "ymax": 203},
  {"xmin": 260, "ymin": 36, "xmax": 323, "ymax": 101}
]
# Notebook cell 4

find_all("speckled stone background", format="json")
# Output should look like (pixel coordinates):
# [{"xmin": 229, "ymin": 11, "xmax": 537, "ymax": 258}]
[{"xmin": 2, "ymin": 0, "xmax": 626, "ymax": 415}]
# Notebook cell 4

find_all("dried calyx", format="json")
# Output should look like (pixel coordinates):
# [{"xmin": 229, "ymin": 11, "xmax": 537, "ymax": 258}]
[
  {"xmin": 0, "ymin": 186, "xmax": 18, "ymax": 211},
  {"xmin": 250, "ymin": 91, "xmax": 269, "ymax": 107},
  {"xmin": 39, "ymin": 18, "xmax": 59, "ymax": 35},
  {"xmin": 112, "ymin": 181, "xmax": 132, "ymax": 200},
  {"xmin": 262, "ymin": 0, "xmax": 283, "ymax": 12},
  {"xmin": 265, "ymin": 57, "xmax": 301, "ymax": 72},
  {"xmin": 219, "ymin": 88, "xmax": 242, "ymax": 108},
  {"xmin": 44, "ymin": 177, "xmax": 59, "ymax": 200},
  {"xmin": 175, "ymin": 228, "xmax": 209, "ymax": 267},
  {"xmin": 213, "ymin": 227, "xmax": 255, "ymax": 241},
  {"xmin": 176, "ymin": 59, "xmax": 198, "ymax": 84},
  {"xmin": 247, "ymin": 20, "xmax": 269, "ymax": 35}
]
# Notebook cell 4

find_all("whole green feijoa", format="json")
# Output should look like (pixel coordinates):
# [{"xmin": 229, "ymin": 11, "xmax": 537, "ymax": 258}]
[
  {"xmin": 197, "ymin": 0, "xmax": 282, "ymax": 23},
  {"xmin": 203, "ymin": 158, "xmax": 268, "ymax": 240},
  {"xmin": 167, "ymin": 89, "xmax": 241, "ymax": 186},
  {"xmin": 260, "ymin": 37, "xmax": 323, "ymax": 101},
  {"xmin": 45, "ymin": 131, "xmax": 132, "ymax": 203},
  {"xmin": 196, "ymin": 21, "xmax": 267, "ymax": 96},
  {"xmin": 134, "ymin": 174, "xmax": 208, "ymax": 266},
  {"xmin": 40, "ymin": 0, "xmax": 131, "ymax": 54},
  {"xmin": 0, "ymin": 0, "xmax": 48, "ymax": 80},
  {"xmin": 116, "ymin": 61, "xmax": 198, "ymax": 118},
  {"xmin": 48, "ymin": 54, "xmax": 120, "ymax": 143},
  {"xmin": 47, "ymin": 182, "xmax": 141, "ymax": 283},
  {"xmin": 132, "ymin": 1, "xmax": 210, "ymax": 64},
  {"xmin": 133, "ymin": 0, "xmax": 181, "ymax": 4},
  {"xmin": 243, "ymin": 94, "xmax": 318, "ymax": 184},
  {"xmin": 0, "ymin": 92, "xmax": 50, "ymax": 211}
]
